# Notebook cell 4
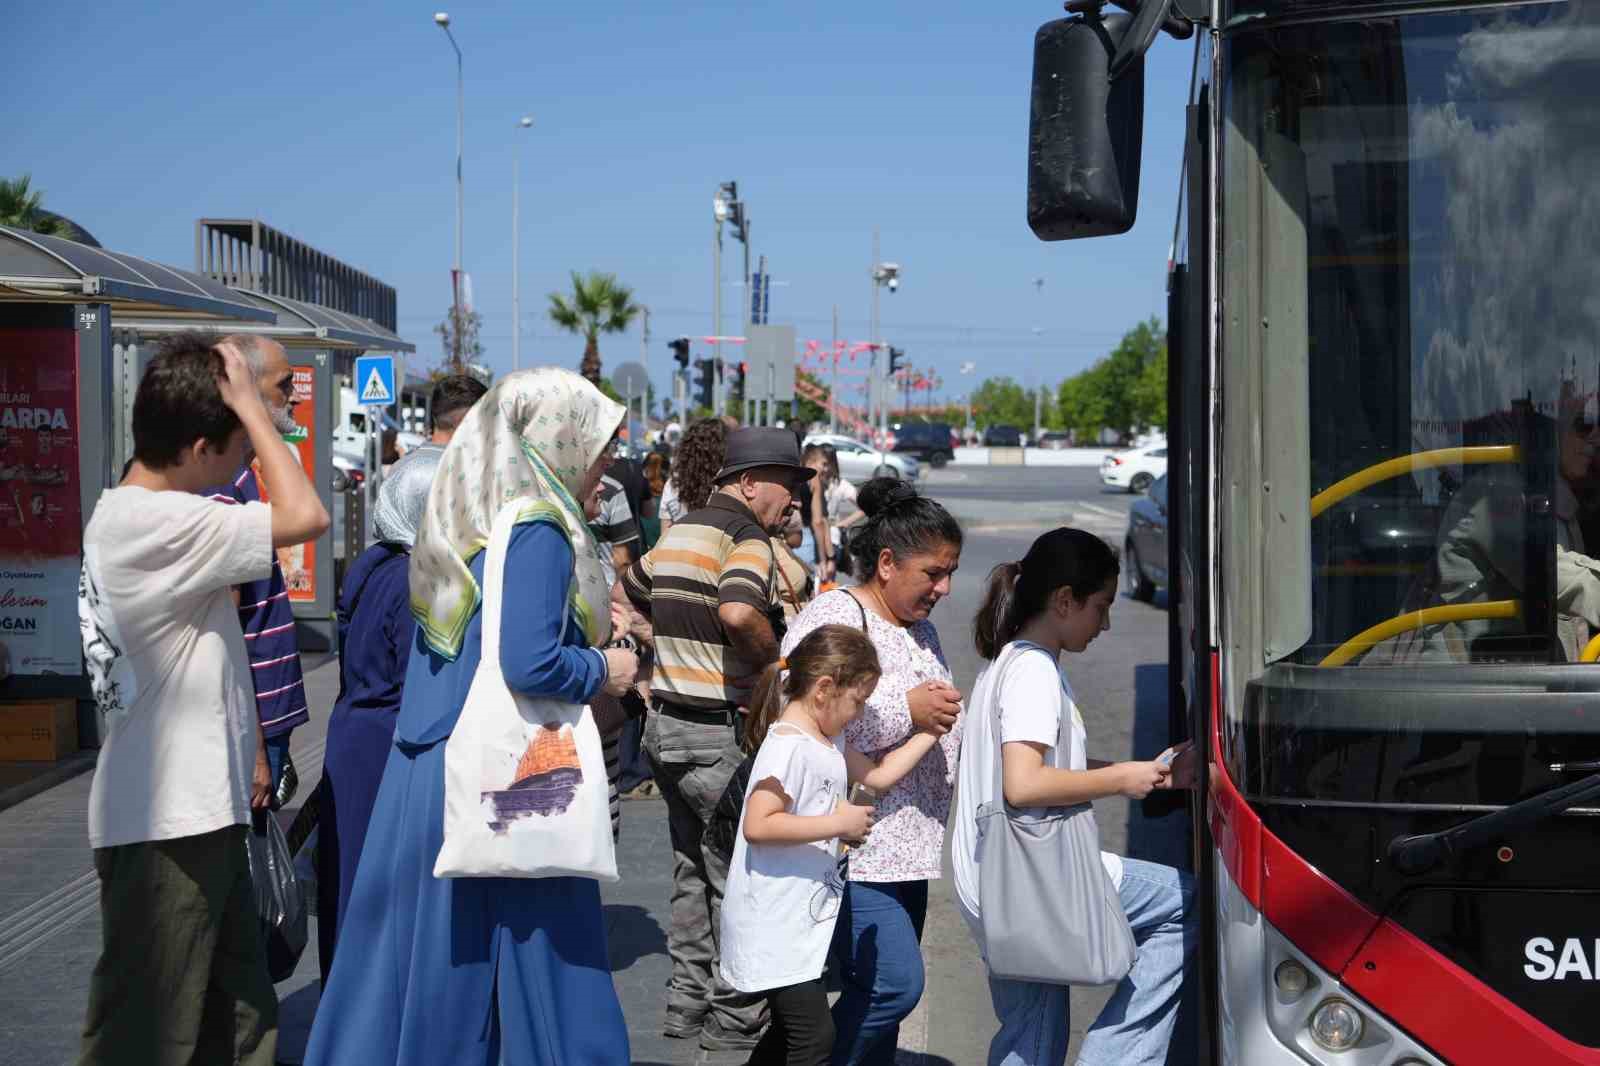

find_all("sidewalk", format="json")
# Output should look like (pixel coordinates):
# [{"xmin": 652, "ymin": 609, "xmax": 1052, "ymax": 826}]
[{"xmin": 0, "ymin": 654, "xmax": 992, "ymax": 1065}]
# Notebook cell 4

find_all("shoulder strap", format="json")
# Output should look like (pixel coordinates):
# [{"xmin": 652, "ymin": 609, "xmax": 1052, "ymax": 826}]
[
  {"xmin": 836, "ymin": 588, "xmax": 870, "ymax": 632},
  {"xmin": 987, "ymin": 643, "xmax": 1065, "ymax": 811}
]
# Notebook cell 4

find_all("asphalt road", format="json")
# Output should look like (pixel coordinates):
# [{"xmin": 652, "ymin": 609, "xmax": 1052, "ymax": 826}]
[{"xmin": 0, "ymin": 464, "xmax": 1188, "ymax": 1066}]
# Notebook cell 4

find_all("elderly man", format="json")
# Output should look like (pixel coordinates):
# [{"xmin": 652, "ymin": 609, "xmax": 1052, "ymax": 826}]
[
  {"xmin": 199, "ymin": 334, "xmax": 310, "ymax": 808},
  {"xmin": 621, "ymin": 427, "xmax": 815, "ymax": 1051}
]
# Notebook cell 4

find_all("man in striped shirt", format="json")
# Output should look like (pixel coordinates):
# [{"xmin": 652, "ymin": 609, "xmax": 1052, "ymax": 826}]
[
  {"xmin": 200, "ymin": 336, "xmax": 308, "ymax": 807},
  {"xmin": 622, "ymin": 427, "xmax": 815, "ymax": 1051}
]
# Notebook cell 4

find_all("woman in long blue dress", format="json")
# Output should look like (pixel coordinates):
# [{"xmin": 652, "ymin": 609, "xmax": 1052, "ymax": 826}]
[
  {"xmin": 313, "ymin": 447, "xmax": 436, "ymax": 982},
  {"xmin": 305, "ymin": 368, "xmax": 637, "ymax": 1066}
]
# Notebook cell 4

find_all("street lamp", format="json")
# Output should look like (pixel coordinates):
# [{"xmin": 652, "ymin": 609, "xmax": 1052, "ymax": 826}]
[
  {"xmin": 711, "ymin": 182, "xmax": 736, "ymax": 416},
  {"xmin": 512, "ymin": 115, "xmax": 532, "ymax": 371},
  {"xmin": 869, "ymin": 229, "xmax": 902, "ymax": 438},
  {"xmin": 435, "ymin": 12, "xmax": 464, "ymax": 367}
]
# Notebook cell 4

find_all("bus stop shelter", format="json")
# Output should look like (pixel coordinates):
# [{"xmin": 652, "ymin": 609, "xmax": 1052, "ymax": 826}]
[{"xmin": 0, "ymin": 225, "xmax": 411, "ymax": 754}]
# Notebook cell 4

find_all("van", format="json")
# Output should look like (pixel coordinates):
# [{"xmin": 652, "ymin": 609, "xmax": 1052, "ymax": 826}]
[{"xmin": 889, "ymin": 421, "xmax": 956, "ymax": 468}]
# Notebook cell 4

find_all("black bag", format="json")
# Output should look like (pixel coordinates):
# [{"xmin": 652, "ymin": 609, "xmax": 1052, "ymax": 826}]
[
  {"xmin": 247, "ymin": 810, "xmax": 309, "ymax": 983},
  {"xmin": 703, "ymin": 752, "xmax": 758, "ymax": 863}
]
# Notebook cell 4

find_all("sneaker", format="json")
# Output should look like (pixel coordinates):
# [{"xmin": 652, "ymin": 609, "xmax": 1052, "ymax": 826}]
[
  {"xmin": 663, "ymin": 1010, "xmax": 707, "ymax": 1039},
  {"xmin": 623, "ymin": 781, "xmax": 659, "ymax": 800},
  {"xmin": 699, "ymin": 1021, "xmax": 762, "ymax": 1051}
]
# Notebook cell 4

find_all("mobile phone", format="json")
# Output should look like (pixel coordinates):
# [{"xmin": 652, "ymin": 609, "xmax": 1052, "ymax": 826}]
[
  {"xmin": 1157, "ymin": 748, "xmax": 1177, "ymax": 766},
  {"xmin": 848, "ymin": 783, "xmax": 878, "ymax": 806}
]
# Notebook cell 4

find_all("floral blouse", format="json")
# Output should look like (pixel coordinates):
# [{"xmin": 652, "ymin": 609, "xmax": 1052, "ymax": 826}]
[{"xmin": 780, "ymin": 589, "xmax": 963, "ymax": 883}]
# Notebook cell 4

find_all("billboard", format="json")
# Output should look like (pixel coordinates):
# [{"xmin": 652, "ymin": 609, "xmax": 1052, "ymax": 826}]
[
  {"xmin": 0, "ymin": 327, "xmax": 84, "ymax": 675},
  {"xmin": 254, "ymin": 364, "xmax": 319, "ymax": 604}
]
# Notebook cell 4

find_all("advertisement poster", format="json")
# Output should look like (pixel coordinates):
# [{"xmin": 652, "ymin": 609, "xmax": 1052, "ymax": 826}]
[
  {"xmin": 255, "ymin": 365, "xmax": 318, "ymax": 603},
  {"xmin": 0, "ymin": 327, "xmax": 83, "ymax": 675}
]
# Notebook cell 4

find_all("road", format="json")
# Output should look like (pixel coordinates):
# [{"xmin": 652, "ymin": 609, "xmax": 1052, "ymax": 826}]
[{"xmin": 0, "ymin": 465, "xmax": 1189, "ymax": 1066}]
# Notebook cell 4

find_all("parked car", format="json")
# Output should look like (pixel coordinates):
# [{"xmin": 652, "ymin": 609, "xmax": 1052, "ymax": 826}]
[
  {"xmin": 1123, "ymin": 473, "xmax": 1169, "ymax": 601},
  {"xmin": 1100, "ymin": 441, "xmax": 1168, "ymax": 493},
  {"xmin": 804, "ymin": 433, "xmax": 920, "ymax": 481},
  {"xmin": 983, "ymin": 424, "xmax": 1024, "ymax": 447},
  {"xmin": 889, "ymin": 421, "xmax": 956, "ymax": 468},
  {"xmin": 1036, "ymin": 431, "xmax": 1072, "ymax": 450}
]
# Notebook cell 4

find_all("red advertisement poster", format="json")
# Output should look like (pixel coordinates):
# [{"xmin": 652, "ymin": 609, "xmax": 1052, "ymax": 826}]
[
  {"xmin": 254, "ymin": 365, "xmax": 318, "ymax": 603},
  {"xmin": 0, "ymin": 327, "xmax": 84, "ymax": 675}
]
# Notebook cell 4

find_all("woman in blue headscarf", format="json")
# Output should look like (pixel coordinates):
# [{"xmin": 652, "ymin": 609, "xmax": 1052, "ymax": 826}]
[
  {"xmin": 313, "ymin": 446, "xmax": 438, "ymax": 982},
  {"xmin": 305, "ymin": 368, "xmax": 638, "ymax": 1066}
]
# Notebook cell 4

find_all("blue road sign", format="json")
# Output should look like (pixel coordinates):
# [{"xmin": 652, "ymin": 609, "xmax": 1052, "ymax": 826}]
[{"xmin": 355, "ymin": 354, "xmax": 396, "ymax": 407}]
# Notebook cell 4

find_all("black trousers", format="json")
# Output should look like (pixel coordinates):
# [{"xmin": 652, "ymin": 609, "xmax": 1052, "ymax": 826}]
[{"xmin": 747, "ymin": 979, "xmax": 833, "ymax": 1066}]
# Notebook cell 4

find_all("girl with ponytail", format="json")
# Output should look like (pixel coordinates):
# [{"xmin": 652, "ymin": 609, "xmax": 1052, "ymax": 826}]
[
  {"xmin": 953, "ymin": 527, "xmax": 1198, "ymax": 1066},
  {"xmin": 718, "ymin": 624, "xmax": 943, "ymax": 1065}
]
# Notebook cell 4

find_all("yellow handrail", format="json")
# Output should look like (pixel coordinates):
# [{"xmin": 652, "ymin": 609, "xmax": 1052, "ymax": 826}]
[
  {"xmin": 1318, "ymin": 600, "xmax": 1520, "ymax": 667},
  {"xmin": 1582, "ymin": 633, "xmax": 1600, "ymax": 663},
  {"xmin": 1310, "ymin": 446, "xmax": 1521, "ymax": 518}
]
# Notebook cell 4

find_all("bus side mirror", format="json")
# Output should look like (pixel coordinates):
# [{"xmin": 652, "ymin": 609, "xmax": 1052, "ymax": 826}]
[{"xmin": 1027, "ymin": 13, "xmax": 1146, "ymax": 240}]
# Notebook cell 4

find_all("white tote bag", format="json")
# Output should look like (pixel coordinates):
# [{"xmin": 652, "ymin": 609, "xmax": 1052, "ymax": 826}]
[{"xmin": 433, "ymin": 500, "xmax": 618, "ymax": 881}]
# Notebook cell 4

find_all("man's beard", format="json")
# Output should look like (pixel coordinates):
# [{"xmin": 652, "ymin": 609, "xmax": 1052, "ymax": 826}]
[{"xmin": 269, "ymin": 403, "xmax": 298, "ymax": 436}]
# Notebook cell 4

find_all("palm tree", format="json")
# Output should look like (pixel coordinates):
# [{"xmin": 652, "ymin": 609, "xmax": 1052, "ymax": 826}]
[
  {"xmin": 546, "ymin": 270, "xmax": 642, "ymax": 385},
  {"xmin": 0, "ymin": 175, "xmax": 70, "ymax": 238}
]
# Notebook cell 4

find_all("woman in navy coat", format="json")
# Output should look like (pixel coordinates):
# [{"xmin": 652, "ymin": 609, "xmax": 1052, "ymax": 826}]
[{"xmin": 314, "ymin": 446, "xmax": 435, "ymax": 980}]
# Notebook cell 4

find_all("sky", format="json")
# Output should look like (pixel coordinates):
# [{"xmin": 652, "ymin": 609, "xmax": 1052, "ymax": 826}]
[{"xmin": 7, "ymin": 2, "xmax": 1195, "ymax": 409}]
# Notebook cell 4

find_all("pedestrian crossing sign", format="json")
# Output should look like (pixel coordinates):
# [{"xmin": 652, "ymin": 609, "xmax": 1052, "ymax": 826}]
[{"xmin": 355, "ymin": 354, "xmax": 396, "ymax": 407}]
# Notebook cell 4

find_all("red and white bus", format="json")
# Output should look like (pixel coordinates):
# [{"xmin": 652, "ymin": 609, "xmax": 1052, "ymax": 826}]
[{"xmin": 1029, "ymin": 2, "xmax": 1600, "ymax": 1062}]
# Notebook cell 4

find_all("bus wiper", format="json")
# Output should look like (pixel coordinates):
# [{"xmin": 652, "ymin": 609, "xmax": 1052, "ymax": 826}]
[{"xmin": 1387, "ymin": 771, "xmax": 1600, "ymax": 876}]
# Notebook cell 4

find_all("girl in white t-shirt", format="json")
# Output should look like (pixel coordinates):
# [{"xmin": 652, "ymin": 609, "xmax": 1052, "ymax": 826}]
[
  {"xmin": 952, "ymin": 527, "xmax": 1199, "ymax": 1066},
  {"xmin": 721, "ymin": 624, "xmax": 941, "ymax": 1066}
]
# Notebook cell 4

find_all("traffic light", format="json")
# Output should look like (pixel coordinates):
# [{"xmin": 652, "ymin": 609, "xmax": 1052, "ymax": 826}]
[
  {"xmin": 694, "ymin": 358, "xmax": 715, "ymax": 409},
  {"xmin": 668, "ymin": 336, "xmax": 690, "ymax": 369},
  {"xmin": 888, "ymin": 346, "xmax": 905, "ymax": 376},
  {"xmin": 729, "ymin": 201, "xmax": 748, "ymax": 244},
  {"xmin": 735, "ymin": 361, "xmax": 748, "ymax": 390}
]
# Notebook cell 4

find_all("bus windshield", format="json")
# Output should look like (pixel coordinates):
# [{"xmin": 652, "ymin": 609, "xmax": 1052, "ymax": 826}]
[{"xmin": 1225, "ymin": 2, "xmax": 1600, "ymax": 668}]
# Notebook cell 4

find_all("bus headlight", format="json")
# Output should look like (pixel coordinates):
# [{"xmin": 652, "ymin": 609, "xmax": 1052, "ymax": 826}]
[
  {"xmin": 1273, "ymin": 959, "xmax": 1310, "ymax": 1001},
  {"xmin": 1309, "ymin": 998, "xmax": 1364, "ymax": 1051}
]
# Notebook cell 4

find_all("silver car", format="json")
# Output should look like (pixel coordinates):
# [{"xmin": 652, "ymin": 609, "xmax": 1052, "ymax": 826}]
[{"xmin": 803, "ymin": 434, "xmax": 920, "ymax": 481}]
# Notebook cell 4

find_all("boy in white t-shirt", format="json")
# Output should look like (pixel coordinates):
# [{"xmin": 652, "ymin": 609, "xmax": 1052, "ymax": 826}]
[{"xmin": 76, "ymin": 333, "xmax": 329, "ymax": 1066}]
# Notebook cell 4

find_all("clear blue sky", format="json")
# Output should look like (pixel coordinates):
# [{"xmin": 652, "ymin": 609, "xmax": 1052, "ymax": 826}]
[{"xmin": 8, "ymin": 2, "xmax": 1193, "ymax": 406}]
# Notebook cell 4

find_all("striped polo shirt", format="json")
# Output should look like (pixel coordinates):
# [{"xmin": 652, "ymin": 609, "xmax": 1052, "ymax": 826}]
[
  {"xmin": 622, "ymin": 493, "xmax": 774, "ymax": 712},
  {"xmin": 201, "ymin": 465, "xmax": 309, "ymax": 738}
]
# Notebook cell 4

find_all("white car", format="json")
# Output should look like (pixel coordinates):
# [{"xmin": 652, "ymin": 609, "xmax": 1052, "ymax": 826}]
[
  {"xmin": 1100, "ymin": 442, "xmax": 1168, "ymax": 493},
  {"xmin": 803, "ymin": 434, "xmax": 920, "ymax": 481}
]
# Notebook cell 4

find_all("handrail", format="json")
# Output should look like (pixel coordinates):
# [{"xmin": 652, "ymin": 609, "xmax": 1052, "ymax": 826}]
[
  {"xmin": 1309, "ymin": 446, "xmax": 1521, "ymax": 518},
  {"xmin": 1318, "ymin": 600, "xmax": 1520, "ymax": 667}
]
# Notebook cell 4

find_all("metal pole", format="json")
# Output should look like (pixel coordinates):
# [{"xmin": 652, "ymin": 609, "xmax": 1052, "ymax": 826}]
[
  {"xmin": 830, "ymin": 304, "xmax": 839, "ymax": 435},
  {"xmin": 713, "ymin": 213, "xmax": 723, "ymax": 417},
  {"xmin": 870, "ymin": 229, "xmax": 879, "ymax": 440},
  {"xmin": 445, "ymin": 26, "xmax": 464, "ymax": 366},
  {"xmin": 640, "ymin": 306, "xmax": 650, "ymax": 440},
  {"xmin": 512, "ymin": 140, "xmax": 519, "ymax": 372}
]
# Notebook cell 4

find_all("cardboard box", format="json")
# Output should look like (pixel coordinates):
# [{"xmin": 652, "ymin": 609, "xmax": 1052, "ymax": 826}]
[{"xmin": 0, "ymin": 699, "xmax": 79, "ymax": 762}]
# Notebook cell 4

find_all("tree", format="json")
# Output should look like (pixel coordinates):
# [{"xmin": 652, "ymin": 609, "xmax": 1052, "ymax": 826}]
[
  {"xmin": 0, "ymin": 175, "xmax": 70, "ymax": 238},
  {"xmin": 1055, "ymin": 317, "xmax": 1167, "ymax": 443},
  {"xmin": 546, "ymin": 270, "xmax": 642, "ymax": 386},
  {"xmin": 969, "ymin": 376, "xmax": 1034, "ymax": 428},
  {"xmin": 434, "ymin": 307, "xmax": 483, "ymax": 372}
]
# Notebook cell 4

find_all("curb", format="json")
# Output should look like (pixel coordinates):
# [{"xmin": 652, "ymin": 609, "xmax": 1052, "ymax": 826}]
[{"xmin": 0, "ymin": 751, "xmax": 96, "ymax": 816}]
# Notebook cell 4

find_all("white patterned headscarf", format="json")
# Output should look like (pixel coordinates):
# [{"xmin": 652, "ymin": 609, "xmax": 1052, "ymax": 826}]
[
  {"xmin": 409, "ymin": 368, "xmax": 625, "ymax": 658},
  {"xmin": 373, "ymin": 444, "xmax": 442, "ymax": 548}
]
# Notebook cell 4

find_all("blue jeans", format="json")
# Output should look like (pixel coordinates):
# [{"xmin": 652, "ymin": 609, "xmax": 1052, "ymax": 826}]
[
  {"xmin": 830, "ymin": 880, "xmax": 928, "ymax": 1065},
  {"xmin": 986, "ymin": 858, "xmax": 1197, "ymax": 1066},
  {"xmin": 264, "ymin": 733, "xmax": 291, "ymax": 791}
]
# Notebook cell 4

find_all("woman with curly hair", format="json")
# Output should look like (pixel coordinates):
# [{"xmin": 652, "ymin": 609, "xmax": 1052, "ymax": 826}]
[{"xmin": 659, "ymin": 416, "xmax": 732, "ymax": 535}]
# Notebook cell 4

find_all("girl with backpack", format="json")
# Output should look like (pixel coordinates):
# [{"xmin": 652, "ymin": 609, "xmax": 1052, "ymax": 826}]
[
  {"xmin": 719, "ymin": 624, "xmax": 944, "ymax": 1065},
  {"xmin": 952, "ymin": 527, "xmax": 1199, "ymax": 1066}
]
